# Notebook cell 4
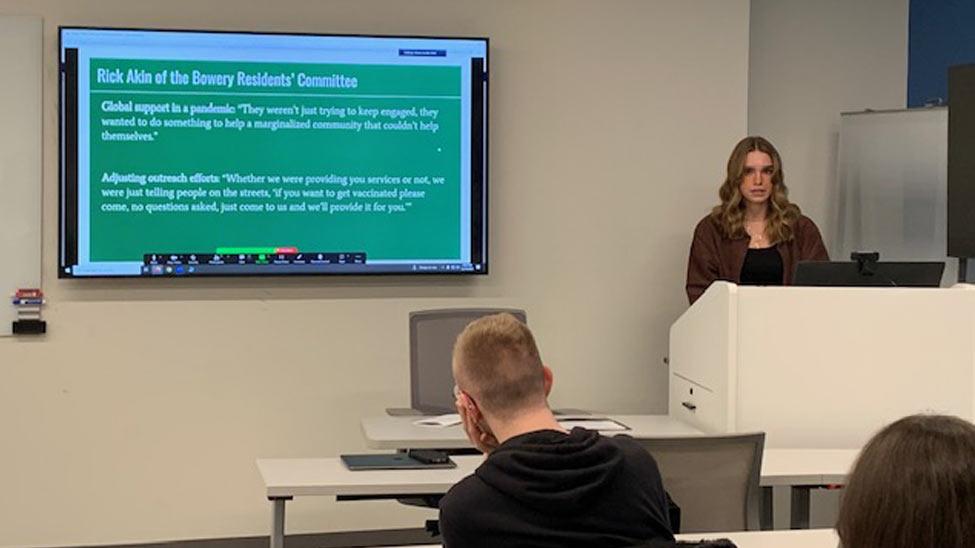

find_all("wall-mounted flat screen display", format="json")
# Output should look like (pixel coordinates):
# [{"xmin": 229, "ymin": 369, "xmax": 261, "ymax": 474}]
[{"xmin": 59, "ymin": 27, "xmax": 488, "ymax": 277}]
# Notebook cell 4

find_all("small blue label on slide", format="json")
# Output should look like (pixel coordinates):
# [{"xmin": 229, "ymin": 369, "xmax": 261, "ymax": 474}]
[{"xmin": 399, "ymin": 49, "xmax": 446, "ymax": 57}]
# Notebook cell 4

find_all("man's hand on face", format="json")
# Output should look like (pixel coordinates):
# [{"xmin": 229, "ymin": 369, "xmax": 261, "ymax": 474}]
[{"xmin": 455, "ymin": 392, "xmax": 499, "ymax": 454}]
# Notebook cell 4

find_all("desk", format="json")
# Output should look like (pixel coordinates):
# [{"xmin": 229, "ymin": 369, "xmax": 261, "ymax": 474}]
[
  {"xmin": 676, "ymin": 529, "xmax": 838, "ymax": 547},
  {"xmin": 361, "ymin": 414, "xmax": 707, "ymax": 450},
  {"xmin": 758, "ymin": 448, "xmax": 855, "ymax": 529},
  {"xmin": 757, "ymin": 449, "xmax": 855, "ymax": 485},
  {"xmin": 361, "ymin": 415, "xmax": 852, "ymax": 529},
  {"xmin": 257, "ymin": 449, "xmax": 857, "ymax": 548},
  {"xmin": 376, "ymin": 528, "xmax": 839, "ymax": 548}
]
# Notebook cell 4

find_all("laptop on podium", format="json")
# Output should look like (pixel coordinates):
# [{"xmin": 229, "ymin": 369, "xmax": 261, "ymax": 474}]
[{"xmin": 794, "ymin": 254, "xmax": 944, "ymax": 288}]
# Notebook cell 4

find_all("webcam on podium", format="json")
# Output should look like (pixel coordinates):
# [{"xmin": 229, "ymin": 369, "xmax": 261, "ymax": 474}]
[{"xmin": 793, "ymin": 252, "xmax": 944, "ymax": 287}]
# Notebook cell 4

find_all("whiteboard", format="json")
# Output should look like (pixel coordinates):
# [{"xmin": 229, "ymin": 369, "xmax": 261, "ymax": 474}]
[
  {"xmin": 833, "ymin": 107, "xmax": 956, "ymax": 286},
  {"xmin": 0, "ymin": 16, "xmax": 42, "ymax": 336}
]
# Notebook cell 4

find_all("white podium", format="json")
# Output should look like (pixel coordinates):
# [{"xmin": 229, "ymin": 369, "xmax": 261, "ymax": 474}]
[{"xmin": 668, "ymin": 282, "xmax": 975, "ymax": 448}]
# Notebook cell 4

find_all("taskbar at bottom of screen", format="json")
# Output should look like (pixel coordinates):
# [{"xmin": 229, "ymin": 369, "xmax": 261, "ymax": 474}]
[{"xmin": 138, "ymin": 262, "xmax": 482, "ymax": 276}]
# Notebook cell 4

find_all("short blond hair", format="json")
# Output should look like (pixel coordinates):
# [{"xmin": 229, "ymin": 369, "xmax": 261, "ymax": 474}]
[{"xmin": 452, "ymin": 313, "xmax": 545, "ymax": 417}]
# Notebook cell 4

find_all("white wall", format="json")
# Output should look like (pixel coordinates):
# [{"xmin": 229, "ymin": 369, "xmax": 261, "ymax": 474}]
[
  {"xmin": 0, "ymin": 1, "xmax": 749, "ymax": 546},
  {"xmin": 748, "ymin": 0, "xmax": 909, "ymax": 248},
  {"xmin": 0, "ymin": 16, "xmax": 41, "ymax": 334}
]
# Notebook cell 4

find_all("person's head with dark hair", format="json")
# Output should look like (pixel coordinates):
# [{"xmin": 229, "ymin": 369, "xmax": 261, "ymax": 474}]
[{"xmin": 837, "ymin": 414, "xmax": 975, "ymax": 548}]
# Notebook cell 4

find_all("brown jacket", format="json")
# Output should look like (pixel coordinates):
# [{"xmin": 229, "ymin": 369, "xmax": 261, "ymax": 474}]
[{"xmin": 685, "ymin": 214, "xmax": 829, "ymax": 304}]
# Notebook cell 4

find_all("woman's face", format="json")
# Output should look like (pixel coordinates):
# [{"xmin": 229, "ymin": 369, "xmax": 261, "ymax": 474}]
[{"xmin": 738, "ymin": 150, "xmax": 774, "ymax": 207}]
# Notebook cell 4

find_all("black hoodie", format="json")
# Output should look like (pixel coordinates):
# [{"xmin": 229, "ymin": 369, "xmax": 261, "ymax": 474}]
[{"xmin": 439, "ymin": 427, "xmax": 674, "ymax": 548}]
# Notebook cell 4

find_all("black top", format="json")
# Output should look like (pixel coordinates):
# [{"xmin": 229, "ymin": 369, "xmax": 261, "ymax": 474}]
[
  {"xmin": 739, "ymin": 246, "xmax": 784, "ymax": 285},
  {"xmin": 438, "ymin": 428, "xmax": 674, "ymax": 548}
]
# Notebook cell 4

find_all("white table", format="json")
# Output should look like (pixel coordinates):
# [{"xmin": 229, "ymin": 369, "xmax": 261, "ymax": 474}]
[
  {"xmin": 361, "ymin": 414, "xmax": 853, "ymax": 530},
  {"xmin": 758, "ymin": 448, "xmax": 854, "ymax": 529},
  {"xmin": 676, "ymin": 529, "xmax": 838, "ymax": 547},
  {"xmin": 377, "ymin": 528, "xmax": 839, "ymax": 548},
  {"xmin": 757, "ymin": 449, "xmax": 856, "ymax": 485},
  {"xmin": 360, "ymin": 414, "xmax": 708, "ymax": 450},
  {"xmin": 257, "ymin": 449, "xmax": 857, "ymax": 548}
]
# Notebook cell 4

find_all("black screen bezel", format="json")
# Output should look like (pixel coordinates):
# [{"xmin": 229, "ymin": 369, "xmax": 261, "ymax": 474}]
[{"xmin": 58, "ymin": 26, "xmax": 489, "ymax": 279}]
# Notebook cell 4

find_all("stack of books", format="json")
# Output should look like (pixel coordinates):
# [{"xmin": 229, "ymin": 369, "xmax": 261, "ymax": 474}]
[{"xmin": 12, "ymin": 288, "xmax": 45, "ymax": 334}]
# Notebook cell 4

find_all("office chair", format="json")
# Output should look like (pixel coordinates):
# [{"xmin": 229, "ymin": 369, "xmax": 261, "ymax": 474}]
[
  {"xmin": 635, "ymin": 432, "xmax": 765, "ymax": 533},
  {"xmin": 408, "ymin": 308, "xmax": 527, "ymax": 414}
]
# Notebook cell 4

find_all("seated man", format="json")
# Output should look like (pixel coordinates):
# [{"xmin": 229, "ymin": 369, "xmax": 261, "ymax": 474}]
[{"xmin": 439, "ymin": 313, "xmax": 674, "ymax": 548}]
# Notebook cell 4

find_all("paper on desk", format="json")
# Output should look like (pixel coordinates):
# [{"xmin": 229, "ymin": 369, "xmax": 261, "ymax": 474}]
[
  {"xmin": 558, "ymin": 418, "xmax": 629, "ymax": 431},
  {"xmin": 413, "ymin": 413, "xmax": 462, "ymax": 427}
]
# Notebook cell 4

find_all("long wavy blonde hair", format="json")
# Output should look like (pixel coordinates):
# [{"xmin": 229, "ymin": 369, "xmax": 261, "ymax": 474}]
[{"xmin": 710, "ymin": 136, "xmax": 801, "ymax": 244}]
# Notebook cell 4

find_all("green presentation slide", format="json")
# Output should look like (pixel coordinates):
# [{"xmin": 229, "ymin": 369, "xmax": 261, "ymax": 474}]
[{"xmin": 88, "ymin": 58, "xmax": 462, "ymax": 261}]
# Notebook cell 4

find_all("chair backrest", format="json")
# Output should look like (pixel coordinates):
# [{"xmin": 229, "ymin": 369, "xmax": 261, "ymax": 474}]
[
  {"xmin": 409, "ymin": 308, "xmax": 527, "ymax": 414},
  {"xmin": 634, "ymin": 432, "xmax": 765, "ymax": 533}
]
